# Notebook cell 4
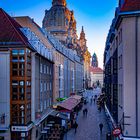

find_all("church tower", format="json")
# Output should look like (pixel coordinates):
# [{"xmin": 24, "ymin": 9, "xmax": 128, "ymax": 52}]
[
  {"xmin": 92, "ymin": 53, "xmax": 98, "ymax": 67},
  {"xmin": 78, "ymin": 26, "xmax": 87, "ymax": 56}
]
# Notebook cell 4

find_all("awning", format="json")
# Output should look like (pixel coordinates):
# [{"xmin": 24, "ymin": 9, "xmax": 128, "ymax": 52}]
[
  {"xmin": 57, "ymin": 97, "xmax": 80, "ymax": 111},
  {"xmin": 50, "ymin": 110, "xmax": 69, "ymax": 120}
]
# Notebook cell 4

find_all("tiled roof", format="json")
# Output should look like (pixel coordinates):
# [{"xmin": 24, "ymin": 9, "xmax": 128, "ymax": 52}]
[
  {"xmin": 58, "ymin": 97, "xmax": 80, "ymax": 111},
  {"xmin": 0, "ymin": 8, "xmax": 29, "ymax": 45},
  {"xmin": 90, "ymin": 66, "xmax": 103, "ymax": 74},
  {"xmin": 121, "ymin": 0, "xmax": 140, "ymax": 12}
]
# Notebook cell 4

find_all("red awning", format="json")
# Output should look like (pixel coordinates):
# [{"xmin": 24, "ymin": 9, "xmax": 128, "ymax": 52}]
[{"xmin": 58, "ymin": 97, "xmax": 80, "ymax": 111}]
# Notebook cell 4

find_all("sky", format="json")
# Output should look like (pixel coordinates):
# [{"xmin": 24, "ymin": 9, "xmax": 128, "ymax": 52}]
[{"xmin": 0, "ymin": 0, "xmax": 118, "ymax": 68}]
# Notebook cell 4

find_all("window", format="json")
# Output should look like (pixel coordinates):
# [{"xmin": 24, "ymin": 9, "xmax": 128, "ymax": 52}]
[
  {"xmin": 50, "ymin": 82, "xmax": 52, "ymax": 90},
  {"xmin": 40, "ymin": 64, "xmax": 42, "ymax": 73},
  {"xmin": 44, "ymin": 65, "xmax": 46, "ymax": 74},
  {"xmin": 12, "ymin": 50, "xmax": 18, "ymax": 55},
  {"xmin": 40, "ymin": 82, "xmax": 43, "ymax": 92},
  {"xmin": 50, "ymin": 67, "xmax": 52, "ymax": 75},
  {"xmin": 20, "ymin": 81, "xmax": 24, "ymax": 86},
  {"xmin": 40, "ymin": 102, "xmax": 43, "ymax": 112},
  {"xmin": 19, "ymin": 63, "xmax": 24, "ymax": 69},
  {"xmin": 19, "ymin": 56, "xmax": 25, "ymax": 62},
  {"xmin": 13, "ymin": 63, "xmax": 18, "ymax": 69},
  {"xmin": 118, "ymin": 55, "xmax": 123, "ymax": 69},
  {"xmin": 12, "ymin": 80, "xmax": 18, "ymax": 86},
  {"xmin": 47, "ymin": 66, "xmax": 49, "ymax": 74},
  {"xmin": 115, "ymin": 36, "xmax": 118, "ymax": 48},
  {"xmin": 45, "ymin": 82, "xmax": 47, "ymax": 91},
  {"xmin": 12, "ymin": 56, "xmax": 18, "ymax": 62},
  {"xmin": 47, "ymin": 83, "xmax": 49, "ymax": 91},
  {"xmin": 19, "ymin": 50, "xmax": 24, "ymax": 55},
  {"xmin": 44, "ymin": 100, "xmax": 47, "ymax": 110}
]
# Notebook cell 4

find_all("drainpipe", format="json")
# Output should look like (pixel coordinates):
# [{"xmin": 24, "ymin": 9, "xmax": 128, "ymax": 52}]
[{"xmin": 135, "ymin": 16, "xmax": 138, "ymax": 137}]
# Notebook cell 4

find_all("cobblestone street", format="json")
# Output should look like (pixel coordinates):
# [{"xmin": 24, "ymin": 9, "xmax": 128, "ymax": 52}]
[{"xmin": 64, "ymin": 89, "xmax": 110, "ymax": 140}]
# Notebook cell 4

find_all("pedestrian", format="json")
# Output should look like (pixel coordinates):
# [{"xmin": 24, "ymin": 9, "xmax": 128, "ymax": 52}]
[
  {"xmin": 73, "ymin": 121, "xmax": 78, "ymax": 133},
  {"xmin": 99, "ymin": 123, "xmax": 103, "ymax": 134},
  {"xmin": 90, "ymin": 97, "xmax": 93, "ymax": 104},
  {"xmin": 93, "ymin": 97, "xmax": 96, "ymax": 104},
  {"xmin": 83, "ymin": 109, "xmax": 85, "ymax": 116},
  {"xmin": 98, "ymin": 106, "xmax": 101, "ymax": 112},
  {"xmin": 85, "ymin": 108, "xmax": 88, "ymax": 116}
]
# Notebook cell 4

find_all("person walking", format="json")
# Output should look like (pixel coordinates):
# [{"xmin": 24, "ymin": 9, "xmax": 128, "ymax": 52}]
[
  {"xmin": 83, "ymin": 109, "xmax": 85, "ymax": 117},
  {"xmin": 73, "ymin": 121, "xmax": 78, "ymax": 133},
  {"xmin": 99, "ymin": 123, "xmax": 103, "ymax": 134},
  {"xmin": 85, "ymin": 108, "xmax": 88, "ymax": 116},
  {"xmin": 90, "ymin": 97, "xmax": 93, "ymax": 105}
]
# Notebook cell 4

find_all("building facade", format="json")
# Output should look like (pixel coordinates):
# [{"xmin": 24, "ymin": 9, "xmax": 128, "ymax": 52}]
[
  {"xmin": 90, "ymin": 53, "xmax": 103, "ymax": 87},
  {"xmin": 104, "ymin": 0, "xmax": 140, "ymax": 138},
  {"xmin": 43, "ymin": 0, "xmax": 91, "ymax": 89},
  {"xmin": 0, "ymin": 6, "xmax": 84, "ymax": 139}
]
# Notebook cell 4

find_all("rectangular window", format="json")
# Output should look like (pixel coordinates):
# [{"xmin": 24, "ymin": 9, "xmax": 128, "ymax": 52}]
[
  {"xmin": 12, "ymin": 80, "xmax": 18, "ymax": 86},
  {"xmin": 50, "ymin": 82, "xmax": 52, "ymax": 90},
  {"xmin": 40, "ymin": 64, "xmax": 42, "ymax": 73},
  {"xmin": 47, "ymin": 83, "xmax": 49, "ymax": 91},
  {"xmin": 19, "ymin": 63, "xmax": 24, "ymax": 69},
  {"xmin": 12, "ymin": 50, "xmax": 18, "ymax": 55},
  {"xmin": 12, "ymin": 56, "xmax": 18, "ymax": 62},
  {"xmin": 20, "ymin": 81, "xmax": 24, "ymax": 86},
  {"xmin": 44, "ymin": 100, "xmax": 47, "ymax": 110},
  {"xmin": 44, "ymin": 82, "xmax": 46, "ymax": 91},
  {"xmin": 50, "ymin": 67, "xmax": 52, "ymax": 75},
  {"xmin": 19, "ymin": 50, "xmax": 25, "ymax": 55},
  {"xmin": 44, "ymin": 65, "xmax": 46, "ymax": 74},
  {"xmin": 12, "ymin": 63, "xmax": 18, "ymax": 69},
  {"xmin": 40, "ymin": 82, "xmax": 43, "ymax": 92},
  {"xmin": 47, "ymin": 66, "xmax": 49, "ymax": 74}
]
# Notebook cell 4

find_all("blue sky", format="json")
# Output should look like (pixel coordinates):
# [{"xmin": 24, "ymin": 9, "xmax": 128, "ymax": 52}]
[{"xmin": 0, "ymin": 0, "xmax": 118, "ymax": 68}]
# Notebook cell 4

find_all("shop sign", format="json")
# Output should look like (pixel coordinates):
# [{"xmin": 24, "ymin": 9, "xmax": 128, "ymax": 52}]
[
  {"xmin": 11, "ymin": 126, "xmax": 28, "ymax": 132},
  {"xmin": 11, "ymin": 125, "xmax": 33, "ymax": 132},
  {"xmin": 113, "ymin": 128, "xmax": 121, "ymax": 137}
]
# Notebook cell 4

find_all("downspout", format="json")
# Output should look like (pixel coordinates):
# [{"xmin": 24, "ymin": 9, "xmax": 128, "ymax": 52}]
[{"xmin": 135, "ymin": 16, "xmax": 138, "ymax": 137}]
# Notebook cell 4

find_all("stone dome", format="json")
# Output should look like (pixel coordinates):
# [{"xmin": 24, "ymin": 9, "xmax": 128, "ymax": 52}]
[{"xmin": 42, "ymin": 0, "xmax": 76, "ymax": 43}]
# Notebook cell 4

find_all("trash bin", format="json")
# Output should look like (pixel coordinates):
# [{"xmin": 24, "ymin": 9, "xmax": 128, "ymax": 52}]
[{"xmin": 106, "ymin": 132, "xmax": 112, "ymax": 140}]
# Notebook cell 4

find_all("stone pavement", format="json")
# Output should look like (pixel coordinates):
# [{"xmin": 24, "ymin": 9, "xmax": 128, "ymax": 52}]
[{"xmin": 64, "ymin": 89, "xmax": 110, "ymax": 140}]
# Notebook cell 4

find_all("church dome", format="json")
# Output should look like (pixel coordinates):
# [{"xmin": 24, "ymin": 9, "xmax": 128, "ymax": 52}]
[
  {"xmin": 52, "ymin": 0, "xmax": 66, "ymax": 6},
  {"xmin": 42, "ymin": 0, "xmax": 75, "ymax": 34},
  {"xmin": 42, "ymin": 0, "xmax": 77, "ymax": 44}
]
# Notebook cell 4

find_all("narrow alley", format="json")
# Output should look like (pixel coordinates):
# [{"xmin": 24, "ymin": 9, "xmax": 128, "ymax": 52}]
[{"xmin": 64, "ymin": 89, "xmax": 110, "ymax": 140}]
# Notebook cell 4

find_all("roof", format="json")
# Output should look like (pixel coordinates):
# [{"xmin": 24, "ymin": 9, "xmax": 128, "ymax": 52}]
[
  {"xmin": 121, "ymin": 0, "xmax": 140, "ymax": 12},
  {"xmin": 58, "ymin": 97, "xmax": 80, "ymax": 111},
  {"xmin": 90, "ymin": 66, "xmax": 103, "ymax": 74},
  {"xmin": 71, "ymin": 95, "xmax": 82, "ymax": 100},
  {"xmin": 0, "ymin": 8, "xmax": 29, "ymax": 45}
]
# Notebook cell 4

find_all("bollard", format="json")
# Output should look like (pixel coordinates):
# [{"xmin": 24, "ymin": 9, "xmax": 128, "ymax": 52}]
[{"xmin": 106, "ymin": 132, "xmax": 112, "ymax": 140}]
